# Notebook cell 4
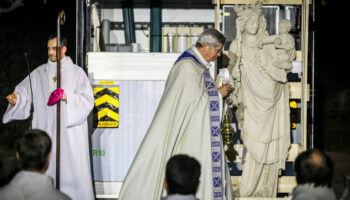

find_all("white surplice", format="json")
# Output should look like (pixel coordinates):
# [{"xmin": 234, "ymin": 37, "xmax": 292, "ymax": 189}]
[
  {"xmin": 118, "ymin": 47, "xmax": 234, "ymax": 200},
  {"xmin": 3, "ymin": 57, "xmax": 95, "ymax": 200}
]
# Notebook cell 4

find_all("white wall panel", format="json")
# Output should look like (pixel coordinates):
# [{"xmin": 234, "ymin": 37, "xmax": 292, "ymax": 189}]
[{"xmin": 87, "ymin": 52, "xmax": 180, "ymax": 80}]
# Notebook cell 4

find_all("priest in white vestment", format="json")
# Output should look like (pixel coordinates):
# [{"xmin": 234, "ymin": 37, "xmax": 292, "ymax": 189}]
[
  {"xmin": 119, "ymin": 29, "xmax": 234, "ymax": 200},
  {"xmin": 3, "ymin": 35, "xmax": 95, "ymax": 200}
]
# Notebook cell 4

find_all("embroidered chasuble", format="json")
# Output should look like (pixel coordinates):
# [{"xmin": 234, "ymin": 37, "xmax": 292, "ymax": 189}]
[{"xmin": 118, "ymin": 47, "xmax": 234, "ymax": 200}]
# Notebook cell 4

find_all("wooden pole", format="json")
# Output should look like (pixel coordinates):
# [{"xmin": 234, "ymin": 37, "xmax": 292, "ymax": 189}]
[{"xmin": 56, "ymin": 10, "xmax": 65, "ymax": 190}]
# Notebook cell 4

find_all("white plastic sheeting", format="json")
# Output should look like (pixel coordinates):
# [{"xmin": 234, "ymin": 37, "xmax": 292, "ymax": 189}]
[
  {"xmin": 87, "ymin": 52, "xmax": 180, "ymax": 182},
  {"xmin": 92, "ymin": 80, "xmax": 165, "ymax": 181}
]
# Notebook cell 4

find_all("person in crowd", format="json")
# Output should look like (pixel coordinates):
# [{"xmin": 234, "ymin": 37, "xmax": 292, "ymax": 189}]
[
  {"xmin": 162, "ymin": 154, "xmax": 201, "ymax": 200},
  {"xmin": 0, "ymin": 129, "xmax": 71, "ymax": 200},
  {"xmin": 292, "ymin": 149, "xmax": 336, "ymax": 200}
]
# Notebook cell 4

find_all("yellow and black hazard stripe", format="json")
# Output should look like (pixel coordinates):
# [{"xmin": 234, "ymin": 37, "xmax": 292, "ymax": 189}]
[{"xmin": 93, "ymin": 87, "xmax": 119, "ymax": 128}]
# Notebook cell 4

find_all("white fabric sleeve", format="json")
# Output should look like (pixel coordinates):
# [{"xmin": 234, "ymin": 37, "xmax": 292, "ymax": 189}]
[
  {"xmin": 65, "ymin": 71, "xmax": 94, "ymax": 128},
  {"xmin": 3, "ymin": 78, "xmax": 31, "ymax": 124}
]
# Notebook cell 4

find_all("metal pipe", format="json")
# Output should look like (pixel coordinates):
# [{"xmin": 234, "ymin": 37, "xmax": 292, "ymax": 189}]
[
  {"xmin": 301, "ymin": 0, "xmax": 309, "ymax": 149},
  {"xmin": 76, "ymin": 0, "xmax": 85, "ymax": 68},
  {"xmin": 102, "ymin": 19, "xmax": 110, "ymax": 44},
  {"xmin": 310, "ymin": 0, "xmax": 315, "ymax": 149}
]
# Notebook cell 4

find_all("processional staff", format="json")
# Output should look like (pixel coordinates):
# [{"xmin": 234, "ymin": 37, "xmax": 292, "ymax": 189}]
[{"xmin": 56, "ymin": 10, "xmax": 65, "ymax": 190}]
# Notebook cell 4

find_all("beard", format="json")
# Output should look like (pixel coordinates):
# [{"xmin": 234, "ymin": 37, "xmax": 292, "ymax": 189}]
[{"xmin": 49, "ymin": 55, "xmax": 57, "ymax": 62}]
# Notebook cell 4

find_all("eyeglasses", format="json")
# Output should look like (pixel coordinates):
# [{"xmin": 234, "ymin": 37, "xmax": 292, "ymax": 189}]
[{"xmin": 213, "ymin": 46, "xmax": 223, "ymax": 55}]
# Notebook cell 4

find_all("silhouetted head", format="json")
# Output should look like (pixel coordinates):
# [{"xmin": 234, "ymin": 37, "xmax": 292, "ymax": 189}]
[
  {"xmin": 294, "ymin": 149, "xmax": 334, "ymax": 187},
  {"xmin": 16, "ymin": 129, "xmax": 52, "ymax": 173},
  {"xmin": 165, "ymin": 154, "xmax": 201, "ymax": 195}
]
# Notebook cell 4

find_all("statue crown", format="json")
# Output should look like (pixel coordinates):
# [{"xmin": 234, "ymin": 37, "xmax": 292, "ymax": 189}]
[{"xmin": 234, "ymin": 0, "xmax": 263, "ymax": 17}]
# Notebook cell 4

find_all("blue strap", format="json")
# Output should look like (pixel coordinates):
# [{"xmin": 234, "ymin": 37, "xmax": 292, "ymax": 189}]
[{"xmin": 175, "ymin": 51, "xmax": 201, "ymax": 65}]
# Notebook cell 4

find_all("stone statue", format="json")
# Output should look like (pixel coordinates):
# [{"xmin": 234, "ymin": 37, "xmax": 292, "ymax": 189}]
[{"xmin": 227, "ymin": 1, "xmax": 291, "ymax": 197}]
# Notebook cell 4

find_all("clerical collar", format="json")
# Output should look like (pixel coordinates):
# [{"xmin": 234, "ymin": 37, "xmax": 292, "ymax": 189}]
[{"xmin": 191, "ymin": 45, "xmax": 211, "ymax": 69}]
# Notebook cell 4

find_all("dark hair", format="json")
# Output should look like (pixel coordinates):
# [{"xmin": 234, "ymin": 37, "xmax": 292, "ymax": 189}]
[
  {"xmin": 15, "ymin": 129, "xmax": 52, "ymax": 171},
  {"xmin": 165, "ymin": 154, "xmax": 201, "ymax": 195},
  {"xmin": 49, "ymin": 34, "xmax": 67, "ymax": 47},
  {"xmin": 0, "ymin": 153, "xmax": 21, "ymax": 187},
  {"xmin": 294, "ymin": 149, "xmax": 334, "ymax": 187}
]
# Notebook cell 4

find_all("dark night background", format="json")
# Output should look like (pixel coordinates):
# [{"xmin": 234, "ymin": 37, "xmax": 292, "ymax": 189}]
[
  {"xmin": 0, "ymin": 0, "xmax": 76, "ymax": 141},
  {"xmin": 0, "ymin": 0, "xmax": 349, "ymax": 198}
]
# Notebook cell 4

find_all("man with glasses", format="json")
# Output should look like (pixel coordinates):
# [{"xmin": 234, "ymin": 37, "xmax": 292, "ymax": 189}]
[{"xmin": 119, "ymin": 29, "xmax": 234, "ymax": 200}]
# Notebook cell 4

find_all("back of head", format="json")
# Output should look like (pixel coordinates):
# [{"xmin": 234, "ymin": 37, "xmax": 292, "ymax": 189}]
[
  {"xmin": 294, "ymin": 149, "xmax": 334, "ymax": 187},
  {"xmin": 166, "ymin": 154, "xmax": 201, "ymax": 195},
  {"xmin": 15, "ymin": 129, "xmax": 51, "ymax": 171},
  {"xmin": 196, "ymin": 28, "xmax": 226, "ymax": 48}
]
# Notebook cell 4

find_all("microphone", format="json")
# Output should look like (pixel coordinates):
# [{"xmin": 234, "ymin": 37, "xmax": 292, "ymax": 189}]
[{"xmin": 24, "ymin": 52, "xmax": 34, "ymax": 130}]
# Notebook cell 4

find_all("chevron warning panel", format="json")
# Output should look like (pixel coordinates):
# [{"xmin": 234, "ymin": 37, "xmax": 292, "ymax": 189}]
[{"xmin": 93, "ymin": 87, "xmax": 119, "ymax": 128}]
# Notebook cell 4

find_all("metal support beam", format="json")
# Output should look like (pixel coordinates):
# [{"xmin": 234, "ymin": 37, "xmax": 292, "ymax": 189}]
[
  {"xmin": 301, "ymin": 0, "xmax": 310, "ymax": 149},
  {"xmin": 150, "ymin": 1, "xmax": 162, "ymax": 52},
  {"xmin": 215, "ymin": 0, "xmax": 221, "ymax": 31},
  {"xmin": 122, "ymin": 3, "xmax": 136, "ymax": 45},
  {"xmin": 215, "ymin": 0, "xmax": 312, "ymax": 5},
  {"xmin": 85, "ymin": 3, "xmax": 91, "ymax": 60},
  {"xmin": 76, "ymin": 0, "xmax": 85, "ymax": 69}
]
